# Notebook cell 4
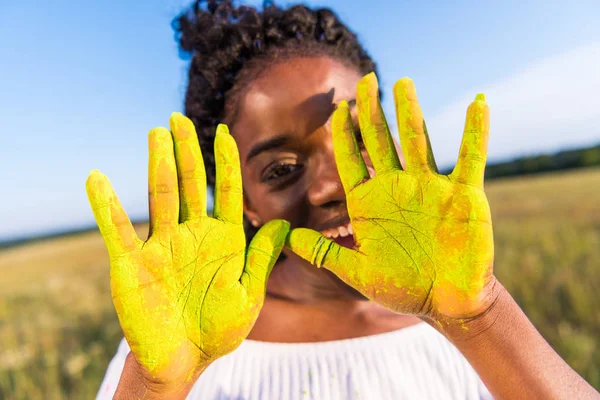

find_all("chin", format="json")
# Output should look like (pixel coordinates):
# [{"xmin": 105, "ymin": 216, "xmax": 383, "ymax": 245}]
[{"xmin": 324, "ymin": 269, "xmax": 369, "ymax": 300}]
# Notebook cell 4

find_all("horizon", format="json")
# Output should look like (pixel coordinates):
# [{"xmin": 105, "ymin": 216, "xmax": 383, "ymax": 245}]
[{"xmin": 2, "ymin": 144, "xmax": 598, "ymax": 244}]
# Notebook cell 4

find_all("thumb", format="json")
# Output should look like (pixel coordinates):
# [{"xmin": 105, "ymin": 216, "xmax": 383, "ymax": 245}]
[
  {"xmin": 285, "ymin": 228, "xmax": 359, "ymax": 277},
  {"xmin": 241, "ymin": 219, "xmax": 290, "ymax": 303}
]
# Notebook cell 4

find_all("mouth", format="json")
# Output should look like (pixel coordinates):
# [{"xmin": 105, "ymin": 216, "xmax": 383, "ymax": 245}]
[{"xmin": 318, "ymin": 219, "xmax": 356, "ymax": 250}]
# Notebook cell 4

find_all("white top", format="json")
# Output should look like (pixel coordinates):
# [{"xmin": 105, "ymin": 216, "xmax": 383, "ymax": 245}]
[{"xmin": 96, "ymin": 322, "xmax": 492, "ymax": 399}]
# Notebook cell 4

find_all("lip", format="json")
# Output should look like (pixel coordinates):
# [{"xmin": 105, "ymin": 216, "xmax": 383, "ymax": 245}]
[{"xmin": 314, "ymin": 214, "xmax": 351, "ymax": 232}]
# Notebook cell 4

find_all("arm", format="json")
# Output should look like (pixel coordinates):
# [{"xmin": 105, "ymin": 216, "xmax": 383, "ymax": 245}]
[
  {"xmin": 286, "ymin": 73, "xmax": 599, "ymax": 398},
  {"xmin": 436, "ymin": 280, "xmax": 598, "ymax": 399}
]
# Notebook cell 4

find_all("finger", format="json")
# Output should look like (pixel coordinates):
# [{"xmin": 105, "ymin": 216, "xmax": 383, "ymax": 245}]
[
  {"xmin": 241, "ymin": 219, "xmax": 290, "ymax": 303},
  {"xmin": 169, "ymin": 112, "xmax": 207, "ymax": 222},
  {"xmin": 285, "ymin": 228, "xmax": 359, "ymax": 277},
  {"xmin": 332, "ymin": 100, "xmax": 370, "ymax": 193},
  {"xmin": 450, "ymin": 94, "xmax": 490, "ymax": 189},
  {"xmin": 86, "ymin": 170, "xmax": 141, "ymax": 258},
  {"xmin": 394, "ymin": 78, "xmax": 438, "ymax": 174},
  {"xmin": 356, "ymin": 72, "xmax": 403, "ymax": 175},
  {"xmin": 148, "ymin": 127, "xmax": 179, "ymax": 234},
  {"xmin": 213, "ymin": 124, "xmax": 243, "ymax": 224}
]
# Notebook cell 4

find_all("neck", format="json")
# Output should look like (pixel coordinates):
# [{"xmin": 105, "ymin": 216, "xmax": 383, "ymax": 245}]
[
  {"xmin": 250, "ymin": 250, "xmax": 422, "ymax": 343},
  {"xmin": 266, "ymin": 251, "xmax": 365, "ymax": 304}
]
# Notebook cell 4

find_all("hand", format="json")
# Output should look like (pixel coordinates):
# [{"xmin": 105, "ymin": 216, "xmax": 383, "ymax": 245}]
[
  {"xmin": 86, "ymin": 114, "xmax": 289, "ymax": 386},
  {"xmin": 287, "ymin": 73, "xmax": 496, "ymax": 323}
]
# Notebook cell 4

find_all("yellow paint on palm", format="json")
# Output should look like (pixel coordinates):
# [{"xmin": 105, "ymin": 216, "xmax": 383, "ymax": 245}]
[
  {"xmin": 87, "ymin": 113, "xmax": 289, "ymax": 386},
  {"xmin": 287, "ymin": 74, "xmax": 495, "ymax": 322}
]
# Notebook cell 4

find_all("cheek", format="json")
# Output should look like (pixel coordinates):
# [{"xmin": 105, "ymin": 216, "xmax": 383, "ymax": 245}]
[
  {"xmin": 245, "ymin": 182, "xmax": 304, "ymax": 224},
  {"xmin": 240, "ymin": 167, "xmax": 294, "ymax": 222}
]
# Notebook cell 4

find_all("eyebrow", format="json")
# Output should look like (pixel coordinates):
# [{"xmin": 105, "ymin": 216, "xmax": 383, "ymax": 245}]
[
  {"xmin": 246, "ymin": 134, "xmax": 290, "ymax": 163},
  {"xmin": 245, "ymin": 98, "xmax": 357, "ymax": 163}
]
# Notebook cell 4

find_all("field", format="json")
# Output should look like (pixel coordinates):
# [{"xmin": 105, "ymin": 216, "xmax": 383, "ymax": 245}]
[{"xmin": 1, "ymin": 167, "xmax": 599, "ymax": 398}]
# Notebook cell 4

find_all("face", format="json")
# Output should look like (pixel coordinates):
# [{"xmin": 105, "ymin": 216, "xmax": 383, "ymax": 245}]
[{"xmin": 230, "ymin": 57, "xmax": 381, "ymax": 284}]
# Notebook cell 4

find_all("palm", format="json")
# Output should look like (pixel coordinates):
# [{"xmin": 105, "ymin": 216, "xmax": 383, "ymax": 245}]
[
  {"xmin": 288, "ymin": 74, "xmax": 495, "ymax": 320},
  {"xmin": 113, "ymin": 219, "xmax": 249, "ymax": 375},
  {"xmin": 87, "ymin": 115, "xmax": 288, "ymax": 384},
  {"xmin": 347, "ymin": 171, "xmax": 493, "ymax": 317}
]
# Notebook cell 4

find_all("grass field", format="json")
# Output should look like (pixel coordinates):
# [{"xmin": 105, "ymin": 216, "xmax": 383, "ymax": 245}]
[{"xmin": 1, "ymin": 167, "xmax": 599, "ymax": 398}]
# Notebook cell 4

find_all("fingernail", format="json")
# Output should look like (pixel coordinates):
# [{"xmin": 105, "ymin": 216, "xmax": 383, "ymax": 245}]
[
  {"xmin": 216, "ymin": 123, "xmax": 230, "ymax": 136},
  {"xmin": 170, "ymin": 112, "xmax": 193, "ymax": 139}
]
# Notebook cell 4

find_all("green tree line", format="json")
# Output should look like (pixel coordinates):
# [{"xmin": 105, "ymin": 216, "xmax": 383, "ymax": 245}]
[{"xmin": 484, "ymin": 143, "xmax": 600, "ymax": 179}]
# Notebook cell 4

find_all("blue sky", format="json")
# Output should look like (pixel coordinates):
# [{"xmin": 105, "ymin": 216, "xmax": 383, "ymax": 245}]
[{"xmin": 1, "ymin": 0, "xmax": 599, "ymax": 240}]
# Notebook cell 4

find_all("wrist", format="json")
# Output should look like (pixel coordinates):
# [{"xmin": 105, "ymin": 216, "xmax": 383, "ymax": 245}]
[
  {"xmin": 114, "ymin": 351, "xmax": 210, "ymax": 400},
  {"xmin": 424, "ymin": 276, "xmax": 508, "ymax": 342}
]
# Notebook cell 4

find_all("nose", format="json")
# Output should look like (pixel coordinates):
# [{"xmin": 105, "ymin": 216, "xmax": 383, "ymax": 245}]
[{"xmin": 306, "ymin": 132, "xmax": 346, "ymax": 208}]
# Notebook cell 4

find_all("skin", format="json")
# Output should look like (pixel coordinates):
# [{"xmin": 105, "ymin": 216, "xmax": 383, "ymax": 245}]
[
  {"xmin": 87, "ymin": 57, "xmax": 599, "ymax": 399},
  {"xmin": 233, "ymin": 58, "xmax": 420, "ymax": 342}
]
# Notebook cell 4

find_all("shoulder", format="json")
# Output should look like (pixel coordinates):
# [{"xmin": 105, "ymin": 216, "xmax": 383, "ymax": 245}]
[
  {"xmin": 97, "ymin": 326, "xmax": 492, "ymax": 400},
  {"xmin": 190, "ymin": 323, "xmax": 492, "ymax": 399}
]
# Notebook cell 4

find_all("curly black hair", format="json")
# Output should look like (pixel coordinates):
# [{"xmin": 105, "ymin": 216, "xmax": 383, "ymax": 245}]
[
  {"xmin": 172, "ymin": 0, "xmax": 378, "ymax": 240},
  {"xmin": 173, "ymin": 0, "xmax": 378, "ymax": 185}
]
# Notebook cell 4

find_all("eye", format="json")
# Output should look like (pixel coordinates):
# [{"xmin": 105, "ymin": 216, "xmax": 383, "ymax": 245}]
[
  {"xmin": 262, "ymin": 159, "xmax": 303, "ymax": 183},
  {"xmin": 353, "ymin": 122, "xmax": 365, "ymax": 148}
]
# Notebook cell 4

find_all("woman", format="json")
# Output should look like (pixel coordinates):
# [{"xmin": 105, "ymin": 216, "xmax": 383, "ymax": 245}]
[{"xmin": 90, "ymin": 1, "xmax": 598, "ymax": 399}]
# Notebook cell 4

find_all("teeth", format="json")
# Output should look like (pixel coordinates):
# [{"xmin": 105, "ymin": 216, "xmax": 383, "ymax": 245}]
[
  {"xmin": 321, "ymin": 223, "xmax": 354, "ymax": 239},
  {"xmin": 324, "ymin": 228, "xmax": 335, "ymax": 238},
  {"xmin": 338, "ymin": 226, "xmax": 348, "ymax": 237}
]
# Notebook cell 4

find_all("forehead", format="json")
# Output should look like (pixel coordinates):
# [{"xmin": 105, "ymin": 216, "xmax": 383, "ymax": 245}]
[
  {"xmin": 245, "ymin": 57, "xmax": 360, "ymax": 106},
  {"xmin": 231, "ymin": 57, "xmax": 362, "ymax": 147}
]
